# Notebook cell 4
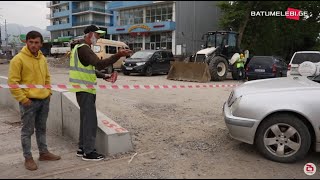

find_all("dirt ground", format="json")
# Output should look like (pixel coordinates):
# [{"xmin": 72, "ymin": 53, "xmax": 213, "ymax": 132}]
[{"xmin": 0, "ymin": 59, "xmax": 320, "ymax": 179}]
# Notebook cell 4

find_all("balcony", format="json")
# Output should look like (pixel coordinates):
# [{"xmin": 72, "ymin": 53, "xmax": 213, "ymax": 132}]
[
  {"xmin": 46, "ymin": 14, "xmax": 53, "ymax": 19},
  {"xmin": 47, "ymin": 23, "xmax": 72, "ymax": 31},
  {"xmin": 46, "ymin": 10, "xmax": 70, "ymax": 19},
  {"xmin": 108, "ymin": 1, "xmax": 153, "ymax": 10},
  {"xmin": 72, "ymin": 21, "xmax": 110, "ymax": 27},
  {"xmin": 47, "ymin": 1, "xmax": 69, "ymax": 8},
  {"xmin": 72, "ymin": 7, "xmax": 110, "ymax": 15},
  {"xmin": 53, "ymin": 10, "xmax": 70, "ymax": 18}
]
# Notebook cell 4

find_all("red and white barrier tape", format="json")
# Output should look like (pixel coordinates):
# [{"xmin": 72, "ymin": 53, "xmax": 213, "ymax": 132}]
[{"xmin": 0, "ymin": 84, "xmax": 240, "ymax": 90}]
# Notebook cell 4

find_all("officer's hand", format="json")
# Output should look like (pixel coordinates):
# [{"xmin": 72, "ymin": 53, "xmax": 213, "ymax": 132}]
[
  {"xmin": 103, "ymin": 72, "xmax": 118, "ymax": 83},
  {"xmin": 117, "ymin": 48, "xmax": 132, "ymax": 57}
]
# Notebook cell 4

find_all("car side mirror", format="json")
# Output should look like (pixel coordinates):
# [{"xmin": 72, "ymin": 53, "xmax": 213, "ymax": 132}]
[
  {"xmin": 201, "ymin": 44, "xmax": 206, "ymax": 49},
  {"xmin": 153, "ymin": 55, "xmax": 160, "ymax": 61},
  {"xmin": 155, "ymin": 57, "xmax": 161, "ymax": 61}
]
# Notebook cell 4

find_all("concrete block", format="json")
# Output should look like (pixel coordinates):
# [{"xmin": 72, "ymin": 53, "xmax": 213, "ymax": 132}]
[
  {"xmin": 61, "ymin": 92, "xmax": 80, "ymax": 142},
  {"xmin": 96, "ymin": 111, "xmax": 133, "ymax": 155},
  {"xmin": 47, "ymin": 88, "xmax": 68, "ymax": 136},
  {"xmin": 62, "ymin": 92, "xmax": 133, "ymax": 156},
  {"xmin": 0, "ymin": 76, "xmax": 133, "ymax": 156},
  {"xmin": 0, "ymin": 76, "xmax": 19, "ymax": 113}
]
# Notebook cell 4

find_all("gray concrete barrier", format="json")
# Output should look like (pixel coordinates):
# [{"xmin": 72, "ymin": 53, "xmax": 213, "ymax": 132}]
[{"xmin": 0, "ymin": 76, "xmax": 133, "ymax": 156}]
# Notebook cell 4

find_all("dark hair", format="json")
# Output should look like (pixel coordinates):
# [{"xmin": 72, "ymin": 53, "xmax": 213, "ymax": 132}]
[{"xmin": 26, "ymin": 31, "xmax": 43, "ymax": 43}]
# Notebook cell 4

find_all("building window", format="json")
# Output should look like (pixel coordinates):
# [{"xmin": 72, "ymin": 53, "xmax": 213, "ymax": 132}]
[
  {"xmin": 146, "ymin": 32, "xmax": 172, "ymax": 50},
  {"xmin": 120, "ymin": 34, "xmax": 143, "ymax": 52},
  {"xmin": 119, "ymin": 8, "xmax": 143, "ymax": 26},
  {"xmin": 146, "ymin": 4, "xmax": 173, "ymax": 23},
  {"xmin": 76, "ymin": 28, "xmax": 85, "ymax": 36}
]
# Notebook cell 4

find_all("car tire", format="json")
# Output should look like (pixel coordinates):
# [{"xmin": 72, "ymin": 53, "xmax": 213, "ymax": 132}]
[
  {"xmin": 145, "ymin": 66, "xmax": 152, "ymax": 76},
  {"xmin": 255, "ymin": 113, "xmax": 311, "ymax": 163},
  {"xmin": 209, "ymin": 56, "xmax": 228, "ymax": 81},
  {"xmin": 123, "ymin": 71, "xmax": 130, "ymax": 76}
]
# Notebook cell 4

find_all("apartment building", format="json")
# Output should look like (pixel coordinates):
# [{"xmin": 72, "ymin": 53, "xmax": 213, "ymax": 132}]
[{"xmin": 46, "ymin": 1, "xmax": 112, "ymax": 41}]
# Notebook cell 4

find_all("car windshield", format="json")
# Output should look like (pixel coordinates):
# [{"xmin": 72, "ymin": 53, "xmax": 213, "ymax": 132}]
[
  {"xmin": 292, "ymin": 53, "xmax": 320, "ymax": 64},
  {"xmin": 249, "ymin": 57, "xmax": 274, "ymax": 66},
  {"xmin": 130, "ymin": 51, "xmax": 154, "ymax": 59}
]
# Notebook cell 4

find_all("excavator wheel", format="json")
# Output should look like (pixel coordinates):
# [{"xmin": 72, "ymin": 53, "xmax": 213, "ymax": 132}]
[{"xmin": 208, "ymin": 56, "xmax": 228, "ymax": 81}]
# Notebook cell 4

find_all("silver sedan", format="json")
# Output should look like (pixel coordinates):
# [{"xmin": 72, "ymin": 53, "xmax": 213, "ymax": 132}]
[{"xmin": 223, "ymin": 76, "xmax": 320, "ymax": 163}]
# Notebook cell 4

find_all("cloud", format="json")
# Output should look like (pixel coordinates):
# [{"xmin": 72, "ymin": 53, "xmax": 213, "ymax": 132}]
[{"xmin": 0, "ymin": 1, "xmax": 49, "ymax": 29}]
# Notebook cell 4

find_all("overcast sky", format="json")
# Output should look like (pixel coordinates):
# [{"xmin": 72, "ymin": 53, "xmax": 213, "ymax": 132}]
[{"xmin": 0, "ymin": 1, "xmax": 49, "ymax": 29}]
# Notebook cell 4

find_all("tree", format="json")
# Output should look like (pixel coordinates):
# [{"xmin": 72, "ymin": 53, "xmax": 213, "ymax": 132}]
[{"xmin": 217, "ymin": 1, "xmax": 320, "ymax": 61}]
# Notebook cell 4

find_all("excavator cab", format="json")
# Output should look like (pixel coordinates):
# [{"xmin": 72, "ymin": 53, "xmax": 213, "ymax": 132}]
[{"xmin": 200, "ymin": 31, "xmax": 240, "ymax": 61}]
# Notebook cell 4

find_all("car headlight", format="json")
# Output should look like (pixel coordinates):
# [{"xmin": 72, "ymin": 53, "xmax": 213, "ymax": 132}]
[
  {"xmin": 230, "ymin": 95, "xmax": 242, "ymax": 114},
  {"xmin": 136, "ymin": 62, "xmax": 146, "ymax": 66},
  {"xmin": 229, "ymin": 95, "xmax": 242, "ymax": 108}
]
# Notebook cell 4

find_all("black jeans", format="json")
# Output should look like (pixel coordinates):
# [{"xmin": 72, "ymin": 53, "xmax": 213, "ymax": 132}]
[{"xmin": 76, "ymin": 92, "xmax": 97, "ymax": 154}]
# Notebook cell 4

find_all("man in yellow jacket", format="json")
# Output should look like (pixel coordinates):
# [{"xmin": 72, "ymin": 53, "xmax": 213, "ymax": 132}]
[{"xmin": 8, "ymin": 31, "xmax": 61, "ymax": 171}]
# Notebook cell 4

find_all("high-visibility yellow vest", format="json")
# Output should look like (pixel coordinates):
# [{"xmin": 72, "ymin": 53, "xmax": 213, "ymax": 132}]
[
  {"xmin": 235, "ymin": 57, "xmax": 245, "ymax": 68},
  {"xmin": 69, "ymin": 44, "xmax": 96, "ymax": 94}
]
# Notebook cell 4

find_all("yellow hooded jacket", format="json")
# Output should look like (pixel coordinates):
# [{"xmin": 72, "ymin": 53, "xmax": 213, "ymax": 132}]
[{"xmin": 8, "ymin": 46, "xmax": 51, "ymax": 104}]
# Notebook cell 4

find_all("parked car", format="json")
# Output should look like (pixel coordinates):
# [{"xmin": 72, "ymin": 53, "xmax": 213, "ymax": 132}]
[
  {"xmin": 287, "ymin": 51, "xmax": 320, "ymax": 76},
  {"xmin": 122, "ymin": 50, "xmax": 174, "ymax": 76},
  {"xmin": 223, "ymin": 74, "xmax": 320, "ymax": 163},
  {"xmin": 246, "ymin": 56, "xmax": 287, "ymax": 81}
]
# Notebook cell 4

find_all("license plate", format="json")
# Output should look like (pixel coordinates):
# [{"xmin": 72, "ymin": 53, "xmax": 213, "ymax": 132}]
[
  {"xmin": 255, "ymin": 69, "xmax": 265, "ymax": 72},
  {"xmin": 126, "ymin": 67, "xmax": 133, "ymax": 70}
]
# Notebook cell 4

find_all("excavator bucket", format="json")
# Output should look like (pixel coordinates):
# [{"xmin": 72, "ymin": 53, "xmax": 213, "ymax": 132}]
[{"xmin": 167, "ymin": 61, "xmax": 211, "ymax": 83}]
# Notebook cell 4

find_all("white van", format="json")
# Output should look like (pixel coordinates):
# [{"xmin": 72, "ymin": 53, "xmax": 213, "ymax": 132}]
[
  {"xmin": 50, "ymin": 42, "xmax": 71, "ymax": 58},
  {"xmin": 93, "ymin": 39, "xmax": 130, "ymax": 74},
  {"xmin": 287, "ymin": 51, "xmax": 320, "ymax": 76}
]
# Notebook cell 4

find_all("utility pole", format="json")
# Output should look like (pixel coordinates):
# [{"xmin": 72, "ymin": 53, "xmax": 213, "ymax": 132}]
[
  {"xmin": 5, "ymin": 19, "xmax": 7, "ymax": 50},
  {"xmin": 0, "ymin": 8, "xmax": 2, "ymax": 50},
  {"xmin": 193, "ymin": 0, "xmax": 195, "ymax": 54},
  {"xmin": 0, "ymin": 24, "xmax": 2, "ymax": 49}
]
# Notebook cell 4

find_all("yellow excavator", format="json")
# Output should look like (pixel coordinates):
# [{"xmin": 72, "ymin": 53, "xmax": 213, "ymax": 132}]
[{"xmin": 167, "ymin": 31, "xmax": 249, "ymax": 82}]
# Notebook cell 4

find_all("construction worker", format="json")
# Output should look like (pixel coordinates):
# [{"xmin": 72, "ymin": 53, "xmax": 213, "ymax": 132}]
[
  {"xmin": 69, "ymin": 25, "xmax": 132, "ymax": 161},
  {"xmin": 235, "ymin": 53, "xmax": 245, "ymax": 80}
]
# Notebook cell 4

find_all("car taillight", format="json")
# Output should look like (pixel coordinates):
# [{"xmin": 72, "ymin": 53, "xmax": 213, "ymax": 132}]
[
  {"xmin": 246, "ymin": 66, "xmax": 250, "ymax": 72},
  {"xmin": 272, "ymin": 64, "xmax": 277, "ymax": 73},
  {"xmin": 287, "ymin": 64, "xmax": 291, "ymax": 70}
]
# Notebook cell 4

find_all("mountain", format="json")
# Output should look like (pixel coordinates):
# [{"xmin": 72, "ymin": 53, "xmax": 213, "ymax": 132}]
[{"xmin": 0, "ymin": 23, "xmax": 50, "ymax": 45}]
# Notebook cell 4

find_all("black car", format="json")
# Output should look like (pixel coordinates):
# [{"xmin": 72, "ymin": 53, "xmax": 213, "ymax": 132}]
[
  {"xmin": 121, "ymin": 50, "xmax": 174, "ymax": 76},
  {"xmin": 246, "ymin": 56, "xmax": 287, "ymax": 81}
]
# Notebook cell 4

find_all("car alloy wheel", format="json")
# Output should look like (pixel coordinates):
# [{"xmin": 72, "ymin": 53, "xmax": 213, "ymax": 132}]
[
  {"xmin": 264, "ymin": 123, "xmax": 301, "ymax": 158},
  {"xmin": 255, "ymin": 113, "xmax": 311, "ymax": 163}
]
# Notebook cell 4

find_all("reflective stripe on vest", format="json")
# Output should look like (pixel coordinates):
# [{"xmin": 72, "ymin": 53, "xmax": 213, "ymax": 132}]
[{"xmin": 69, "ymin": 43, "xmax": 97, "ymax": 94}]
